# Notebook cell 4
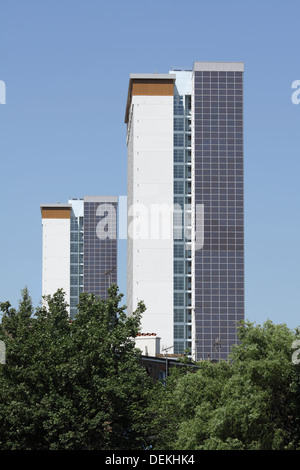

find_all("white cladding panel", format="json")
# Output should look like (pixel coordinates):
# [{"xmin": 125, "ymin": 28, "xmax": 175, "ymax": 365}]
[
  {"xmin": 42, "ymin": 218, "xmax": 70, "ymax": 313},
  {"xmin": 127, "ymin": 95, "xmax": 174, "ymax": 353}
]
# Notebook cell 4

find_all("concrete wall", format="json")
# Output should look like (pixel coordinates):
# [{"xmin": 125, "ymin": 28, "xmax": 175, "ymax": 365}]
[
  {"xmin": 127, "ymin": 94, "xmax": 174, "ymax": 352},
  {"xmin": 42, "ymin": 217, "xmax": 70, "ymax": 313}
]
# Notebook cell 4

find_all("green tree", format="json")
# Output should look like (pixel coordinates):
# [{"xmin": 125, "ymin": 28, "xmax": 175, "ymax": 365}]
[
  {"xmin": 0, "ymin": 285, "xmax": 151, "ymax": 450},
  {"xmin": 143, "ymin": 320, "xmax": 300, "ymax": 450}
]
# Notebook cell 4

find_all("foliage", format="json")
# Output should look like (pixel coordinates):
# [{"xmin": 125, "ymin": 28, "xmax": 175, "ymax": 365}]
[
  {"xmin": 0, "ymin": 285, "xmax": 151, "ymax": 450},
  {"xmin": 142, "ymin": 320, "xmax": 300, "ymax": 450},
  {"xmin": 0, "ymin": 287, "xmax": 299, "ymax": 451}
]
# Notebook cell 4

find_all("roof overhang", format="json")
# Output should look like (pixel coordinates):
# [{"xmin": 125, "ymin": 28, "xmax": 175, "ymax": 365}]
[
  {"xmin": 193, "ymin": 61, "xmax": 244, "ymax": 72},
  {"xmin": 124, "ymin": 73, "xmax": 176, "ymax": 124},
  {"xmin": 40, "ymin": 203, "xmax": 72, "ymax": 219}
]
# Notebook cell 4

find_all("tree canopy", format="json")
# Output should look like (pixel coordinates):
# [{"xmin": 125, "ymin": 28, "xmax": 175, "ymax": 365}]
[
  {"xmin": 141, "ymin": 320, "xmax": 300, "ymax": 450},
  {"xmin": 0, "ymin": 286, "xmax": 299, "ymax": 450},
  {"xmin": 0, "ymin": 285, "xmax": 150, "ymax": 450}
]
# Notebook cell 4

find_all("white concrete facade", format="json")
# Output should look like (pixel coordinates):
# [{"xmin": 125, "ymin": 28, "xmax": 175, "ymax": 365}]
[
  {"xmin": 41, "ymin": 216, "xmax": 71, "ymax": 313},
  {"xmin": 127, "ymin": 92, "xmax": 174, "ymax": 353}
]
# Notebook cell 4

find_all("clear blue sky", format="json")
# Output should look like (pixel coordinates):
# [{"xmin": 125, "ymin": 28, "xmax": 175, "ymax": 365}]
[{"xmin": 0, "ymin": 0, "xmax": 299, "ymax": 330}]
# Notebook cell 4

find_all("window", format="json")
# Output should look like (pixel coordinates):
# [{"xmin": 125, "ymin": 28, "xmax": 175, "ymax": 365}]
[
  {"xmin": 174, "ymin": 276, "xmax": 184, "ymax": 290},
  {"xmin": 70, "ymin": 308, "xmax": 77, "ymax": 318},
  {"xmin": 70, "ymin": 275, "xmax": 78, "ymax": 285},
  {"xmin": 185, "ymin": 166, "xmax": 191, "ymax": 179},
  {"xmin": 185, "ymin": 277, "xmax": 192, "ymax": 291},
  {"xmin": 174, "ymin": 181, "xmax": 184, "ymax": 194},
  {"xmin": 185, "ymin": 181, "xmax": 191, "ymax": 194},
  {"xmin": 185, "ymin": 134, "xmax": 191, "ymax": 147},
  {"xmin": 158, "ymin": 370, "xmax": 166, "ymax": 382},
  {"xmin": 174, "ymin": 165, "xmax": 184, "ymax": 179},
  {"xmin": 174, "ymin": 325, "xmax": 184, "ymax": 339},
  {"xmin": 186, "ymin": 309, "xmax": 192, "ymax": 323},
  {"xmin": 70, "ymin": 287, "xmax": 78, "ymax": 296},
  {"xmin": 71, "ymin": 254, "xmax": 78, "ymax": 263},
  {"xmin": 174, "ymin": 260, "xmax": 184, "ymax": 274},
  {"xmin": 174, "ymin": 118, "xmax": 184, "ymax": 131},
  {"xmin": 185, "ymin": 325, "xmax": 192, "ymax": 339},
  {"xmin": 71, "ymin": 232, "xmax": 78, "ymax": 242},
  {"xmin": 174, "ymin": 225, "xmax": 183, "ymax": 240},
  {"xmin": 185, "ymin": 95, "xmax": 191, "ymax": 114},
  {"xmin": 71, "ymin": 265, "xmax": 78, "ymax": 274},
  {"xmin": 174, "ymin": 244, "xmax": 184, "ymax": 258},
  {"xmin": 185, "ymin": 212, "xmax": 192, "ymax": 227},
  {"xmin": 174, "ymin": 292, "xmax": 184, "ymax": 306},
  {"xmin": 174, "ymin": 341, "xmax": 185, "ymax": 354},
  {"xmin": 173, "ymin": 211, "xmax": 183, "ymax": 227},
  {"xmin": 70, "ymin": 298, "xmax": 78, "ymax": 308},
  {"xmin": 174, "ymin": 196, "xmax": 184, "ymax": 207},
  {"xmin": 174, "ymin": 149, "xmax": 184, "ymax": 162},
  {"xmin": 186, "ymin": 293, "xmax": 192, "ymax": 307},
  {"xmin": 186, "ymin": 261, "xmax": 192, "ymax": 274},
  {"xmin": 174, "ymin": 134, "xmax": 184, "ymax": 147},
  {"xmin": 174, "ymin": 96, "xmax": 184, "ymax": 115},
  {"xmin": 71, "ymin": 217, "xmax": 78, "ymax": 231},
  {"xmin": 174, "ymin": 308, "xmax": 184, "ymax": 322},
  {"xmin": 71, "ymin": 243, "xmax": 78, "ymax": 253}
]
